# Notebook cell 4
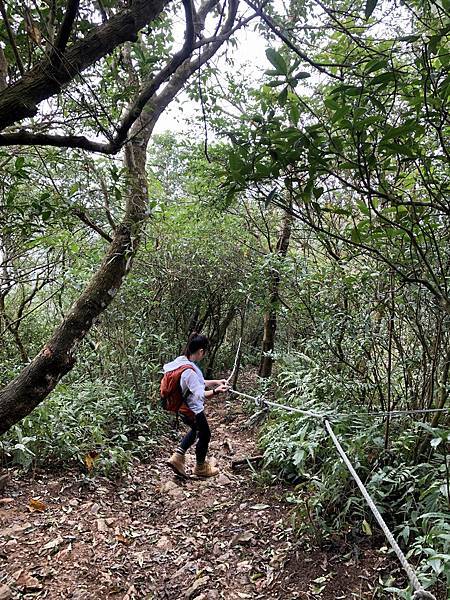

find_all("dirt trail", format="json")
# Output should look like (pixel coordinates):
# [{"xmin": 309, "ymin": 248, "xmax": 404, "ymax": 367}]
[{"xmin": 0, "ymin": 396, "xmax": 387, "ymax": 599}]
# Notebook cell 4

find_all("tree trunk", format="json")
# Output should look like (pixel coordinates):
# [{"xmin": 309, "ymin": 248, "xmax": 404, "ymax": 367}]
[
  {"xmin": 0, "ymin": 0, "xmax": 167, "ymax": 130},
  {"xmin": 0, "ymin": 0, "xmax": 240, "ymax": 435},
  {"xmin": 258, "ymin": 209, "xmax": 292, "ymax": 378},
  {"xmin": 0, "ymin": 135, "xmax": 147, "ymax": 433}
]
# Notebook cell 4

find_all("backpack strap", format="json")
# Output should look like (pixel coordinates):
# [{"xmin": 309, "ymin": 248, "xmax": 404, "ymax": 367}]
[
  {"xmin": 172, "ymin": 364, "xmax": 195, "ymax": 428},
  {"xmin": 177, "ymin": 364, "xmax": 195, "ymax": 402}
]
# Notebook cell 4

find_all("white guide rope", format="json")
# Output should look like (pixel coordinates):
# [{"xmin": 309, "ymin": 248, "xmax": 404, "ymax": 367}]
[
  {"xmin": 324, "ymin": 420, "xmax": 436, "ymax": 600},
  {"xmin": 229, "ymin": 389, "xmax": 449, "ymax": 420},
  {"xmin": 225, "ymin": 338, "xmax": 242, "ymax": 385},
  {"xmin": 228, "ymin": 387, "xmax": 438, "ymax": 600}
]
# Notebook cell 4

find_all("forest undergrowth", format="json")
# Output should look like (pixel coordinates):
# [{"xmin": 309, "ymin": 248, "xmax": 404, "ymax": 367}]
[
  {"xmin": 1, "ymin": 0, "xmax": 449, "ymax": 598},
  {"xmin": 0, "ymin": 372, "xmax": 431, "ymax": 600},
  {"xmin": 1, "ymin": 366, "xmax": 448, "ymax": 599}
]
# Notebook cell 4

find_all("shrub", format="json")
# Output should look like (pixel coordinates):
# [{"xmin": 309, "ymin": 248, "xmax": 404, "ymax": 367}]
[
  {"xmin": 1, "ymin": 378, "xmax": 168, "ymax": 476},
  {"xmin": 259, "ymin": 353, "xmax": 450, "ymax": 596}
]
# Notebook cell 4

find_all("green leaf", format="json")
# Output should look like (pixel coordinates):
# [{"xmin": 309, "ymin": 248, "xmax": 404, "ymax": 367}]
[
  {"xmin": 266, "ymin": 48, "xmax": 288, "ymax": 75},
  {"xmin": 229, "ymin": 152, "xmax": 245, "ymax": 173},
  {"xmin": 365, "ymin": 0, "xmax": 378, "ymax": 19},
  {"xmin": 351, "ymin": 227, "xmax": 362, "ymax": 243},
  {"xmin": 278, "ymin": 86, "xmax": 288, "ymax": 106},
  {"xmin": 293, "ymin": 71, "xmax": 311, "ymax": 80},
  {"xmin": 362, "ymin": 519, "xmax": 373, "ymax": 536},
  {"xmin": 365, "ymin": 59, "xmax": 387, "ymax": 74},
  {"xmin": 397, "ymin": 34, "xmax": 420, "ymax": 42},
  {"xmin": 313, "ymin": 187, "xmax": 324, "ymax": 199},
  {"xmin": 369, "ymin": 72, "xmax": 397, "ymax": 86},
  {"xmin": 290, "ymin": 103, "xmax": 300, "ymax": 125},
  {"xmin": 15, "ymin": 156, "xmax": 25, "ymax": 170},
  {"xmin": 345, "ymin": 86, "xmax": 363, "ymax": 96},
  {"xmin": 331, "ymin": 106, "xmax": 350, "ymax": 124},
  {"xmin": 326, "ymin": 206, "xmax": 351, "ymax": 216},
  {"xmin": 429, "ymin": 35, "xmax": 442, "ymax": 55},
  {"xmin": 324, "ymin": 97, "xmax": 339, "ymax": 110}
]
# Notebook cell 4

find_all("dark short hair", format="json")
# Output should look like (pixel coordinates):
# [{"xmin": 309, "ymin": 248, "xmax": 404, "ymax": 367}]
[{"xmin": 184, "ymin": 332, "xmax": 209, "ymax": 357}]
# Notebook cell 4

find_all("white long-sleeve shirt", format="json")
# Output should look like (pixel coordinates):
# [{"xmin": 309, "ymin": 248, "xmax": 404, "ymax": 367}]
[{"xmin": 163, "ymin": 355, "xmax": 206, "ymax": 415}]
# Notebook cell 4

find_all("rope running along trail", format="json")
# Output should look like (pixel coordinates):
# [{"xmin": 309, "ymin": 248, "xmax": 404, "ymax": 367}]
[{"xmin": 227, "ymin": 384, "xmax": 440, "ymax": 599}]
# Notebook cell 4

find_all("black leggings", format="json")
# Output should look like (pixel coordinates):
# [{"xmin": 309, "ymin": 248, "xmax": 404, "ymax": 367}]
[{"xmin": 179, "ymin": 411, "xmax": 211, "ymax": 464}]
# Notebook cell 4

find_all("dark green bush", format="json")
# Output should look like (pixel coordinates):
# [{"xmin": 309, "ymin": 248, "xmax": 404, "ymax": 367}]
[{"xmin": 1, "ymin": 378, "xmax": 168, "ymax": 477}]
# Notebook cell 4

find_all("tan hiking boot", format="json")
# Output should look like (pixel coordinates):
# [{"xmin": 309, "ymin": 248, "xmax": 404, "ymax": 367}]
[
  {"xmin": 167, "ymin": 452, "xmax": 187, "ymax": 478},
  {"xmin": 194, "ymin": 461, "xmax": 219, "ymax": 477}
]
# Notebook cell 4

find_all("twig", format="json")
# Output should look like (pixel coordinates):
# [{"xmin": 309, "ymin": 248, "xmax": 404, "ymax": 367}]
[{"xmin": 0, "ymin": 0, "xmax": 24, "ymax": 75}]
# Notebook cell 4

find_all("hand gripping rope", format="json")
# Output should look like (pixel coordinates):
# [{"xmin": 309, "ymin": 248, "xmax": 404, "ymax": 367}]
[{"xmin": 227, "ymin": 381, "xmax": 439, "ymax": 599}]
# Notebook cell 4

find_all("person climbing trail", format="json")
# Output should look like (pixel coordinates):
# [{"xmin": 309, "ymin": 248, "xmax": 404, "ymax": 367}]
[{"xmin": 162, "ymin": 333, "xmax": 229, "ymax": 478}]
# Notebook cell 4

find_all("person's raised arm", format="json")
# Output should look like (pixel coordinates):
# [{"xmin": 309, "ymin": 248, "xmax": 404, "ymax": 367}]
[
  {"xmin": 205, "ymin": 378, "xmax": 227, "ymax": 388},
  {"xmin": 205, "ymin": 383, "xmax": 229, "ymax": 398}
]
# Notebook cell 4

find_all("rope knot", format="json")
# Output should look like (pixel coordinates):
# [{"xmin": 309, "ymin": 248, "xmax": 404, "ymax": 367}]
[{"xmin": 255, "ymin": 395, "xmax": 265, "ymax": 409}]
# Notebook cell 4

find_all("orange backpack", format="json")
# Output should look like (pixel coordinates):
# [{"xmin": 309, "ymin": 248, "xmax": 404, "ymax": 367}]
[{"xmin": 160, "ymin": 364, "xmax": 195, "ymax": 417}]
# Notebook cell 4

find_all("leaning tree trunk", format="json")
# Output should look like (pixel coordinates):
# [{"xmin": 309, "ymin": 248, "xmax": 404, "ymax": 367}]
[
  {"xmin": 0, "ymin": 0, "xmax": 240, "ymax": 435},
  {"xmin": 0, "ymin": 127, "xmax": 149, "ymax": 434},
  {"xmin": 259, "ymin": 208, "xmax": 293, "ymax": 378}
]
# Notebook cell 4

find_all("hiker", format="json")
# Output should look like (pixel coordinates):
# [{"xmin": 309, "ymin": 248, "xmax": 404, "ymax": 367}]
[{"xmin": 163, "ymin": 333, "xmax": 229, "ymax": 478}]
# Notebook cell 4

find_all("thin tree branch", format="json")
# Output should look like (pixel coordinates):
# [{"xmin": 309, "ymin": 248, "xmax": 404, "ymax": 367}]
[
  {"xmin": 52, "ymin": 0, "xmax": 81, "ymax": 57},
  {"xmin": 244, "ymin": 0, "xmax": 346, "ymax": 80},
  {"xmin": 72, "ymin": 208, "xmax": 113, "ymax": 242},
  {"xmin": 0, "ymin": 0, "xmax": 24, "ymax": 75}
]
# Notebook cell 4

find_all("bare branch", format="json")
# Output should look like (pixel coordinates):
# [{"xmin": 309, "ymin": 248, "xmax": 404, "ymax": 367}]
[
  {"xmin": 72, "ymin": 208, "xmax": 113, "ymax": 242},
  {"xmin": 0, "ymin": 0, "xmax": 24, "ymax": 75},
  {"xmin": 0, "ymin": 0, "xmax": 168, "ymax": 130},
  {"xmin": 244, "ymin": 0, "xmax": 347, "ymax": 80},
  {"xmin": 52, "ymin": 0, "xmax": 80, "ymax": 55}
]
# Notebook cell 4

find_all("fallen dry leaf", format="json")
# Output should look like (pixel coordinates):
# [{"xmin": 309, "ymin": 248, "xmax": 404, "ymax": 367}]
[
  {"xmin": 96, "ymin": 518, "xmax": 108, "ymax": 532},
  {"xmin": 122, "ymin": 584, "xmax": 137, "ymax": 600},
  {"xmin": 83, "ymin": 450, "xmax": 100, "ymax": 472},
  {"xmin": 42, "ymin": 536, "xmax": 63, "ymax": 552},
  {"xmin": 223, "ymin": 438, "xmax": 234, "ymax": 454},
  {"xmin": 15, "ymin": 572, "xmax": 42, "ymax": 591},
  {"xmin": 115, "ymin": 533, "xmax": 129, "ymax": 545},
  {"xmin": 0, "ymin": 584, "xmax": 12, "ymax": 600},
  {"xmin": 231, "ymin": 531, "xmax": 254, "ymax": 546},
  {"xmin": 158, "ymin": 480, "xmax": 179, "ymax": 493},
  {"xmin": 155, "ymin": 535, "xmax": 173, "ymax": 551},
  {"xmin": 0, "ymin": 498, "xmax": 14, "ymax": 505},
  {"xmin": 29, "ymin": 497, "xmax": 47, "ymax": 512},
  {"xmin": 184, "ymin": 575, "xmax": 209, "ymax": 600}
]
